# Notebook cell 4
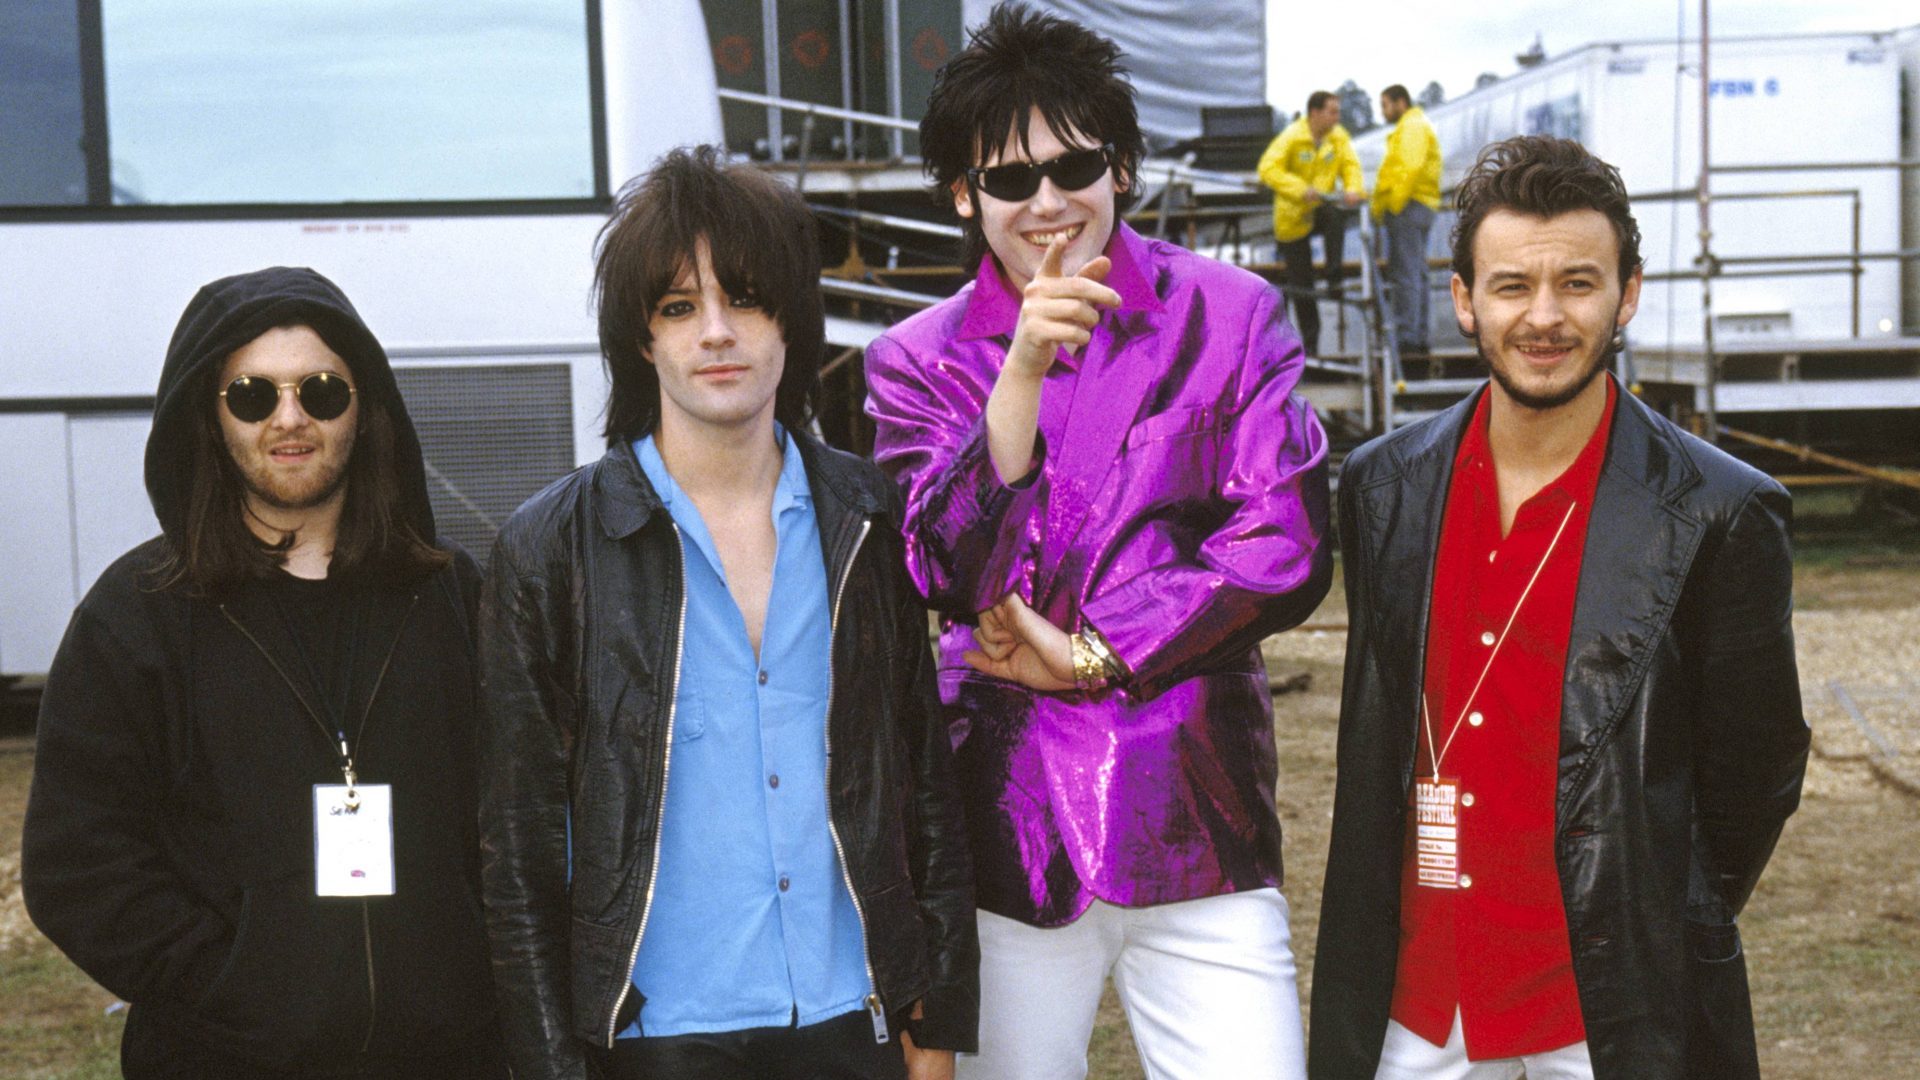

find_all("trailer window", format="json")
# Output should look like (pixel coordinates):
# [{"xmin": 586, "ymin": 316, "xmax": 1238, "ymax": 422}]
[
  {"xmin": 99, "ymin": 0, "xmax": 596, "ymax": 205},
  {"xmin": 0, "ymin": 0, "xmax": 90, "ymax": 207}
]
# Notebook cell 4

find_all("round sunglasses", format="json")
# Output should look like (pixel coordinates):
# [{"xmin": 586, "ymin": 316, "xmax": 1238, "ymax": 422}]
[
  {"xmin": 219, "ymin": 372, "xmax": 356, "ymax": 423},
  {"xmin": 966, "ymin": 144, "xmax": 1114, "ymax": 202}
]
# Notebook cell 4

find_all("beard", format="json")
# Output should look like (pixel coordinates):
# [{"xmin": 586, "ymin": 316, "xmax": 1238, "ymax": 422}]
[
  {"xmin": 225, "ymin": 427, "xmax": 356, "ymax": 514},
  {"xmin": 241, "ymin": 459, "xmax": 349, "ymax": 512},
  {"xmin": 1470, "ymin": 301, "xmax": 1622, "ymax": 411}
]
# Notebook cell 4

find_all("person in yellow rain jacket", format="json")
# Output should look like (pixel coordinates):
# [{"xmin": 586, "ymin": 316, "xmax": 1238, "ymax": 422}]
[
  {"xmin": 1258, "ymin": 90, "xmax": 1364, "ymax": 357},
  {"xmin": 1372, "ymin": 84, "xmax": 1444, "ymax": 361}
]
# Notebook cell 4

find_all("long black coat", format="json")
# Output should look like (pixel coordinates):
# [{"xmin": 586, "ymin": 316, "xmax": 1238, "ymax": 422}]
[{"xmin": 1310, "ymin": 384, "xmax": 1809, "ymax": 1080}]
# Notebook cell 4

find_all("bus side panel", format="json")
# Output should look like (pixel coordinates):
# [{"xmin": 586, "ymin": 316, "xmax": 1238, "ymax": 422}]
[{"xmin": 0, "ymin": 415, "xmax": 79, "ymax": 676}]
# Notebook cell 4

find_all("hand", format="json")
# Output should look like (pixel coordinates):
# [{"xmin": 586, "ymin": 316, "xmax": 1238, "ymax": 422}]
[
  {"xmin": 903, "ymin": 1040, "xmax": 955, "ymax": 1080},
  {"xmin": 1303, "ymin": 188, "xmax": 1323, "ymax": 207},
  {"xmin": 1004, "ymin": 234, "xmax": 1120, "ymax": 382},
  {"xmin": 973, "ymin": 603, "xmax": 1018, "ymax": 663},
  {"xmin": 1342, "ymin": 189, "xmax": 1366, "ymax": 208},
  {"xmin": 965, "ymin": 593, "xmax": 1075, "ymax": 691},
  {"xmin": 901, "ymin": 1002, "xmax": 955, "ymax": 1080}
]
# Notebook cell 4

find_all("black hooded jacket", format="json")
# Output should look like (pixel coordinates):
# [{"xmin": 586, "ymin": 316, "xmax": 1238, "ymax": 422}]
[{"xmin": 22, "ymin": 267, "xmax": 501, "ymax": 1074}]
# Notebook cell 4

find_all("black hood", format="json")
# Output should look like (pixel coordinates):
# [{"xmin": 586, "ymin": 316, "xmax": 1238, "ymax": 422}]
[{"xmin": 144, "ymin": 266, "xmax": 434, "ymax": 545}]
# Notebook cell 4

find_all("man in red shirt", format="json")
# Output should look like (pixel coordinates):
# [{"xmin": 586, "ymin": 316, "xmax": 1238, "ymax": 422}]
[{"xmin": 1310, "ymin": 136, "xmax": 1809, "ymax": 1080}]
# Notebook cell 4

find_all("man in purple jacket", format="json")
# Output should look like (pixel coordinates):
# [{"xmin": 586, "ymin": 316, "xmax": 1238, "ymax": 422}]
[{"xmin": 863, "ymin": 5, "xmax": 1332, "ymax": 1077}]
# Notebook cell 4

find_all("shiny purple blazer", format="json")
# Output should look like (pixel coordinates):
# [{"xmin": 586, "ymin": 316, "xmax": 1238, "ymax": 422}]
[{"xmin": 865, "ymin": 224, "xmax": 1332, "ymax": 926}]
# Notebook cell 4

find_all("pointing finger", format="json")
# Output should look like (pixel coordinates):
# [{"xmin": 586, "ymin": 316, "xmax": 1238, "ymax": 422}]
[{"xmin": 1037, "ymin": 233, "xmax": 1067, "ymax": 280}]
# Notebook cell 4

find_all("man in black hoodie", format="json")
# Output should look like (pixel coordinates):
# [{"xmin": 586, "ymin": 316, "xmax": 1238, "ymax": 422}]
[{"xmin": 23, "ymin": 267, "xmax": 505, "ymax": 1079}]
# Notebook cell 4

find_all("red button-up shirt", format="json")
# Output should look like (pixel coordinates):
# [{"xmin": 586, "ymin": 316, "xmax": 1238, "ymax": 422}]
[{"xmin": 1388, "ymin": 379, "xmax": 1616, "ymax": 1058}]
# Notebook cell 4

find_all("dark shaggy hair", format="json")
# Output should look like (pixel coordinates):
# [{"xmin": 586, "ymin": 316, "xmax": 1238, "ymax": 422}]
[
  {"xmin": 1306, "ymin": 90, "xmax": 1336, "ymax": 114},
  {"xmin": 919, "ymin": 2, "xmax": 1145, "ymax": 269},
  {"xmin": 1382, "ymin": 84, "xmax": 1411, "ymax": 106},
  {"xmin": 1451, "ymin": 135, "xmax": 1643, "ymax": 290},
  {"xmin": 595, "ymin": 145, "xmax": 823, "ymax": 444},
  {"xmin": 155, "ymin": 354, "xmax": 448, "ymax": 593}
]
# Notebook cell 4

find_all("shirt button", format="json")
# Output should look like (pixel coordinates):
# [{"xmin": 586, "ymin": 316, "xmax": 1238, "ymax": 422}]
[
  {"xmin": 1468, "ymin": 711, "xmax": 1485, "ymax": 727},
  {"xmin": 1461, "ymin": 792, "xmax": 1476, "ymax": 807},
  {"xmin": 1460, "ymin": 873, "xmax": 1474, "ymax": 889},
  {"xmin": 758, "ymin": 670, "xmax": 769, "ymax": 685},
  {"xmin": 778, "ymin": 875, "xmax": 790, "ymax": 892},
  {"xmin": 1488, "ymin": 550, "xmax": 1497, "ymax": 563},
  {"xmin": 768, "ymin": 774, "xmax": 780, "ymax": 789},
  {"xmin": 1480, "ymin": 631, "xmax": 1496, "ymax": 646}
]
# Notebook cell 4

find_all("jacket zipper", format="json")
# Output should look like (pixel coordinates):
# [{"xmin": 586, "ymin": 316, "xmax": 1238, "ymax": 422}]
[
  {"xmin": 220, "ymin": 591, "xmax": 420, "ymax": 1056},
  {"xmin": 605, "ymin": 524, "xmax": 689, "ymax": 1047},
  {"xmin": 822, "ymin": 518, "xmax": 886, "ymax": 1043},
  {"xmin": 359, "ymin": 903, "xmax": 377, "ymax": 1052}
]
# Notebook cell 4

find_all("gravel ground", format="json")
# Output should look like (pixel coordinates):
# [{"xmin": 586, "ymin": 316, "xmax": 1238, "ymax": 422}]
[{"xmin": 1796, "ymin": 603, "xmax": 1920, "ymax": 792}]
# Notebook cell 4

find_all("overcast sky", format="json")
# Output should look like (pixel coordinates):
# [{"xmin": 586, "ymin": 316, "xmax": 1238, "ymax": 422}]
[{"xmin": 1264, "ymin": 0, "xmax": 1917, "ymax": 117}]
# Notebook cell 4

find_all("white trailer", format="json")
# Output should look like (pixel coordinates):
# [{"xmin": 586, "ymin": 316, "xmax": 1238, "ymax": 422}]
[
  {"xmin": 1350, "ymin": 27, "xmax": 1914, "ymax": 354},
  {"xmin": 0, "ymin": 0, "xmax": 727, "ymax": 678}
]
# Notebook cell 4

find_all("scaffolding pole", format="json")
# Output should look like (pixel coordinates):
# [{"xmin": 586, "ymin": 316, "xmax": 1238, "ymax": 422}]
[{"xmin": 1698, "ymin": 0, "xmax": 1717, "ymax": 437}]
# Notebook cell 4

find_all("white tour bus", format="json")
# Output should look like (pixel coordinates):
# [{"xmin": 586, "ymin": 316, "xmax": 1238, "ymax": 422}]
[{"xmin": 0, "ymin": 0, "xmax": 730, "ymax": 679}]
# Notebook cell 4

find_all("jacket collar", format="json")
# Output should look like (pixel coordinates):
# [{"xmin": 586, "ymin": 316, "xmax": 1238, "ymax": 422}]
[
  {"xmin": 1591, "ymin": 383, "xmax": 1703, "ymax": 508},
  {"xmin": 589, "ymin": 428, "xmax": 887, "ymax": 542},
  {"xmin": 957, "ymin": 221, "xmax": 1165, "ymax": 344},
  {"xmin": 590, "ymin": 439, "xmax": 664, "ymax": 541},
  {"xmin": 1359, "ymin": 375, "xmax": 1708, "ymax": 804},
  {"xmin": 1377, "ymin": 375, "xmax": 1698, "ymax": 508}
]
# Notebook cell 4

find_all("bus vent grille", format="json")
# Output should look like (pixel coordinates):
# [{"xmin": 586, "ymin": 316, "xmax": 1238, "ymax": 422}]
[{"xmin": 393, "ymin": 363, "xmax": 575, "ymax": 567}]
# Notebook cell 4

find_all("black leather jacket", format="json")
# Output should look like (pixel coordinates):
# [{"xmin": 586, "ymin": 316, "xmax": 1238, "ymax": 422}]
[
  {"xmin": 1310, "ymin": 384, "xmax": 1809, "ymax": 1080},
  {"xmin": 478, "ymin": 434, "xmax": 978, "ymax": 1080}
]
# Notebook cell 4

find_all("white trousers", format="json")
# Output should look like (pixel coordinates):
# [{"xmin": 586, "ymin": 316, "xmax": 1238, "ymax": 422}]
[
  {"xmin": 957, "ymin": 889, "xmax": 1307, "ymax": 1080},
  {"xmin": 1375, "ymin": 1011, "xmax": 1595, "ymax": 1080}
]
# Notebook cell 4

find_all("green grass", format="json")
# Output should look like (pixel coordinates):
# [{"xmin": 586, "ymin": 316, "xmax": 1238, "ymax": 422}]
[{"xmin": 0, "ymin": 943, "xmax": 122, "ymax": 1080}]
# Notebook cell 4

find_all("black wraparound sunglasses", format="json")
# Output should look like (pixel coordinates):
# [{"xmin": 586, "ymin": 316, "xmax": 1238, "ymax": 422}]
[
  {"xmin": 966, "ymin": 144, "xmax": 1114, "ymax": 202},
  {"xmin": 219, "ymin": 372, "xmax": 356, "ymax": 423}
]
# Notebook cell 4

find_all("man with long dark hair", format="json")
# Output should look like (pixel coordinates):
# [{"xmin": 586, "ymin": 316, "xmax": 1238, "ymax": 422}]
[
  {"xmin": 23, "ymin": 267, "xmax": 504, "ymax": 1078},
  {"xmin": 1313, "ymin": 136, "xmax": 1807, "ymax": 1080},
  {"xmin": 864, "ymin": 5, "xmax": 1331, "ymax": 1077},
  {"xmin": 478, "ymin": 146, "xmax": 977, "ymax": 1080}
]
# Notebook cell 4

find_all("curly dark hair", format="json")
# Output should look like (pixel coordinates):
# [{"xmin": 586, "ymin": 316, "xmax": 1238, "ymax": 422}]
[
  {"xmin": 1451, "ymin": 135, "xmax": 1642, "ymax": 290},
  {"xmin": 594, "ymin": 145, "xmax": 823, "ymax": 444},
  {"xmin": 918, "ymin": 2, "xmax": 1145, "ymax": 269}
]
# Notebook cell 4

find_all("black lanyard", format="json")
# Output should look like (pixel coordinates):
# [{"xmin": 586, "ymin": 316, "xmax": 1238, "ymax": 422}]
[{"xmin": 269, "ymin": 578, "xmax": 365, "ymax": 778}]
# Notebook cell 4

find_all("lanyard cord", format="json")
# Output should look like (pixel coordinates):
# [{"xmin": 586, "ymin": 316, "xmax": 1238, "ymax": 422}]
[
  {"xmin": 1422, "ymin": 500, "xmax": 1578, "ymax": 779},
  {"xmin": 269, "ymin": 585, "xmax": 364, "ymax": 782}
]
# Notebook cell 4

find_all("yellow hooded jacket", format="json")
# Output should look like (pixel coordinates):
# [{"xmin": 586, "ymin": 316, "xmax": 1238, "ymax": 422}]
[
  {"xmin": 1371, "ymin": 105, "xmax": 1442, "ymax": 217},
  {"xmin": 1257, "ymin": 117, "xmax": 1363, "ymax": 243}
]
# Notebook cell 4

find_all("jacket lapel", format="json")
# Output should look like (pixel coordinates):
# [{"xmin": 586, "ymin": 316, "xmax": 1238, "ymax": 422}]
[
  {"xmin": 1035, "ymin": 228, "xmax": 1165, "ymax": 601},
  {"xmin": 1359, "ymin": 391, "xmax": 1481, "ymax": 780},
  {"xmin": 1557, "ymin": 392, "xmax": 1704, "ymax": 808},
  {"xmin": 1043, "ymin": 304, "xmax": 1163, "ymax": 562}
]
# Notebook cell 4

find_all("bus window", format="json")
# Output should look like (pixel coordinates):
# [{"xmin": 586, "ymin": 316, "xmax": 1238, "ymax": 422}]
[
  {"xmin": 0, "ymin": 0, "xmax": 90, "ymax": 207},
  {"xmin": 100, "ymin": 0, "xmax": 597, "ymax": 205}
]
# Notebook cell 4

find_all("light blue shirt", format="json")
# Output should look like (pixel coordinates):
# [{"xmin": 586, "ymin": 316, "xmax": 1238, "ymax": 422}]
[{"xmin": 622, "ymin": 426, "xmax": 870, "ymax": 1037}]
